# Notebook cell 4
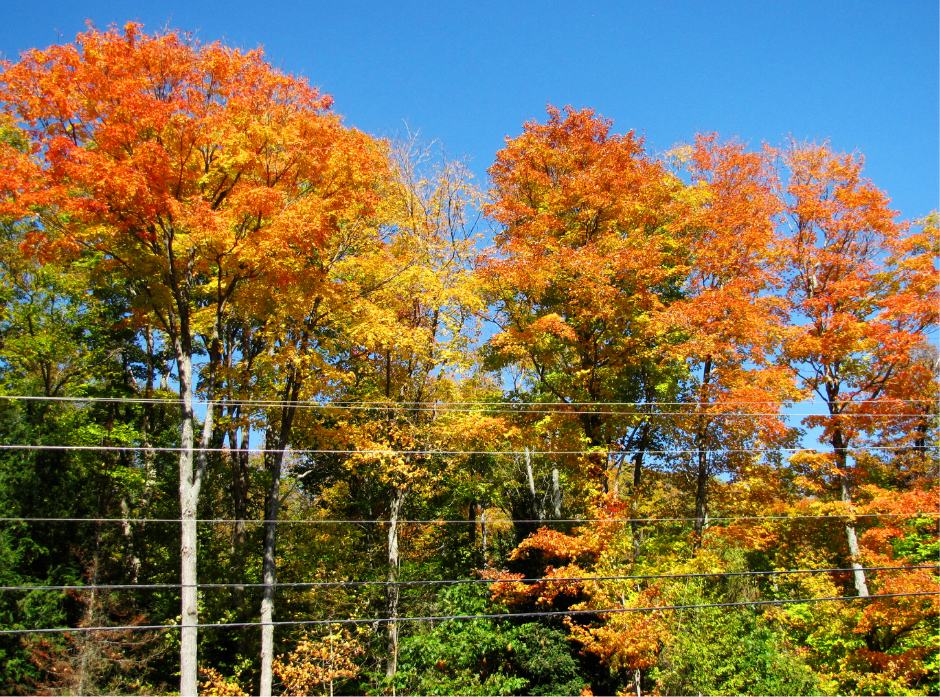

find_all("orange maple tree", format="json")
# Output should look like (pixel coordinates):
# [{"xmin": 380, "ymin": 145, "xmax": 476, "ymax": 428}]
[
  {"xmin": 777, "ymin": 141, "xmax": 938, "ymax": 597},
  {"xmin": 481, "ymin": 105, "xmax": 686, "ymax": 507},
  {"xmin": 657, "ymin": 135, "xmax": 797, "ymax": 546},
  {"xmin": 0, "ymin": 23, "xmax": 387, "ymax": 695}
]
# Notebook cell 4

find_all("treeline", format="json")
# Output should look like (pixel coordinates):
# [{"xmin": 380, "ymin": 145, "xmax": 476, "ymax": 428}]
[{"xmin": 0, "ymin": 23, "xmax": 936, "ymax": 696}]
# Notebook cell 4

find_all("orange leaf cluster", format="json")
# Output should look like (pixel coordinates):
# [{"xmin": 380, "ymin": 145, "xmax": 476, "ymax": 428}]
[{"xmin": 272, "ymin": 627, "xmax": 365, "ymax": 696}]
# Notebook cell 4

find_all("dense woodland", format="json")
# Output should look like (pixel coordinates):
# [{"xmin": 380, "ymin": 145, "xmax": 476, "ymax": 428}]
[{"xmin": 0, "ymin": 24, "xmax": 937, "ymax": 696}]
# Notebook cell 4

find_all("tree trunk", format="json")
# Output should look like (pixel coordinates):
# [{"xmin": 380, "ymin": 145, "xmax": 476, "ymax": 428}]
[
  {"xmin": 157, "ymin": 230, "xmax": 230, "ymax": 695},
  {"xmin": 259, "ymin": 444, "xmax": 284, "ymax": 697},
  {"xmin": 693, "ymin": 445, "xmax": 709, "ymax": 543},
  {"xmin": 236, "ymin": 427, "xmax": 251, "ymax": 653},
  {"xmin": 228, "ymin": 321, "xmax": 255, "ymax": 651},
  {"xmin": 468, "ymin": 501, "xmax": 476, "ymax": 547},
  {"xmin": 631, "ymin": 419, "xmax": 650, "ymax": 560},
  {"xmin": 551, "ymin": 468, "xmax": 562, "ymax": 519},
  {"xmin": 177, "ymin": 350, "xmax": 201, "ymax": 697},
  {"xmin": 481, "ymin": 508, "xmax": 488, "ymax": 567},
  {"xmin": 512, "ymin": 448, "xmax": 544, "ymax": 546},
  {"xmin": 833, "ymin": 427, "xmax": 869, "ymax": 597},
  {"xmin": 77, "ymin": 534, "xmax": 101, "ymax": 695},
  {"xmin": 259, "ymin": 377, "xmax": 302, "ymax": 697},
  {"xmin": 525, "ymin": 447, "xmax": 541, "ymax": 521},
  {"xmin": 226, "ymin": 416, "xmax": 245, "ymax": 571},
  {"xmin": 120, "ymin": 496, "xmax": 141, "ymax": 583},
  {"xmin": 120, "ymin": 327, "xmax": 160, "ymax": 584},
  {"xmin": 633, "ymin": 422, "xmax": 648, "ymax": 491},
  {"xmin": 841, "ymin": 475, "xmax": 870, "ymax": 597},
  {"xmin": 228, "ymin": 415, "xmax": 249, "ymax": 651},
  {"xmin": 386, "ymin": 486, "xmax": 407, "ymax": 679},
  {"xmin": 177, "ymin": 321, "xmax": 219, "ymax": 696},
  {"xmin": 693, "ymin": 356, "xmax": 713, "ymax": 549}
]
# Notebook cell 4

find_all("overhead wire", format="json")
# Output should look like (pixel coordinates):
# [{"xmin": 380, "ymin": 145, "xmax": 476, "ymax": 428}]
[
  {"xmin": 1, "ymin": 591, "xmax": 935, "ymax": 635},
  {"xmin": 0, "ymin": 564, "xmax": 935, "ymax": 593},
  {"xmin": 0, "ymin": 444, "xmax": 932, "ymax": 456},
  {"xmin": 0, "ymin": 394, "xmax": 934, "ymax": 417},
  {"xmin": 1, "ymin": 512, "xmax": 935, "ymax": 524},
  {"xmin": 0, "ymin": 394, "xmax": 934, "ymax": 407}
]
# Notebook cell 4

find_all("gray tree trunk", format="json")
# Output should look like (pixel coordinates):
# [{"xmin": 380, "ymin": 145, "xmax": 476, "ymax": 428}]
[
  {"xmin": 693, "ymin": 443, "xmax": 709, "ymax": 542},
  {"xmin": 177, "ymin": 351, "xmax": 201, "ymax": 697},
  {"xmin": 259, "ymin": 365, "xmax": 304, "ymax": 696},
  {"xmin": 228, "ymin": 417, "xmax": 250, "ymax": 654},
  {"xmin": 157, "ymin": 226, "xmax": 231, "ymax": 695},
  {"xmin": 524, "ymin": 447, "xmax": 544, "ymax": 521},
  {"xmin": 386, "ymin": 486, "xmax": 407, "ymax": 679},
  {"xmin": 551, "ymin": 468, "xmax": 562, "ymax": 518},
  {"xmin": 831, "ymin": 414, "xmax": 869, "ymax": 597},
  {"xmin": 841, "ymin": 474, "xmax": 869, "ymax": 596},
  {"xmin": 481, "ymin": 508, "xmax": 488, "ymax": 566},
  {"xmin": 259, "ymin": 445, "xmax": 284, "ymax": 696},
  {"xmin": 176, "ymin": 339, "xmax": 217, "ymax": 696},
  {"xmin": 120, "ymin": 327, "xmax": 160, "ymax": 584},
  {"xmin": 631, "ymin": 419, "xmax": 651, "ymax": 560}
]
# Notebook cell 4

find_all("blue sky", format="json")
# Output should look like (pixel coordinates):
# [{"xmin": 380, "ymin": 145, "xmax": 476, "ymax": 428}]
[{"xmin": 1, "ymin": 0, "xmax": 937, "ymax": 222}]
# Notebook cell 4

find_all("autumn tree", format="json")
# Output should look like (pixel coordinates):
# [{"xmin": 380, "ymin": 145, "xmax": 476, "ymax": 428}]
[
  {"xmin": 481, "ymin": 105, "xmax": 686, "ymax": 516},
  {"xmin": 272, "ymin": 625, "xmax": 366, "ymax": 696},
  {"xmin": 657, "ymin": 135, "xmax": 797, "ymax": 546},
  {"xmin": 777, "ymin": 142, "xmax": 939, "ymax": 597},
  {"xmin": 861, "ymin": 213, "xmax": 940, "ymax": 467},
  {"xmin": 331, "ymin": 135, "xmax": 482, "ymax": 680},
  {"xmin": 0, "ymin": 24, "xmax": 386, "ymax": 694},
  {"xmin": 232, "ymin": 146, "xmax": 388, "ymax": 696}
]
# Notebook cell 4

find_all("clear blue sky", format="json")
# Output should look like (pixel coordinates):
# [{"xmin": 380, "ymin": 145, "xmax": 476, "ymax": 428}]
[{"xmin": 1, "ymin": 0, "xmax": 936, "ymax": 219}]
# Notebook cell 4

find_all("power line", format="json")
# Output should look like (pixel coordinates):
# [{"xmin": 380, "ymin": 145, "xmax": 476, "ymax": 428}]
[
  {"xmin": 0, "ymin": 512, "xmax": 935, "ymax": 525},
  {"xmin": 0, "ymin": 444, "xmax": 931, "ymax": 456},
  {"xmin": 0, "ymin": 394, "xmax": 934, "ymax": 418},
  {"xmin": 1, "ymin": 591, "xmax": 935, "ymax": 635},
  {"xmin": 2, "ymin": 394, "xmax": 933, "ymax": 407},
  {"xmin": 1, "ymin": 564, "xmax": 934, "ymax": 593},
  {"xmin": 0, "ymin": 395, "xmax": 934, "ymax": 418}
]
